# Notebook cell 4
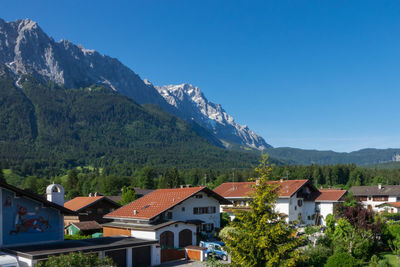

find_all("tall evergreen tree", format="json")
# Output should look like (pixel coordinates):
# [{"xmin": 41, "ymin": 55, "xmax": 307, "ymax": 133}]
[{"xmin": 222, "ymin": 155, "xmax": 304, "ymax": 266}]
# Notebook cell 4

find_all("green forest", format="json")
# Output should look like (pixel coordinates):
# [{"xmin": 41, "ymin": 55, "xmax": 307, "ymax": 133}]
[{"xmin": 0, "ymin": 68, "xmax": 264, "ymax": 172}]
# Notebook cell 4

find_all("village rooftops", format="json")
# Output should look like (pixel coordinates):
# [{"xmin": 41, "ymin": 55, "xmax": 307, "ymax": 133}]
[
  {"xmin": 64, "ymin": 196, "xmax": 120, "ymax": 212},
  {"xmin": 376, "ymin": 202, "xmax": 400, "ymax": 208},
  {"xmin": 350, "ymin": 185, "xmax": 400, "ymax": 196},
  {"xmin": 104, "ymin": 186, "xmax": 230, "ymax": 220},
  {"xmin": 213, "ymin": 179, "xmax": 310, "ymax": 199},
  {"xmin": 315, "ymin": 189, "xmax": 347, "ymax": 202}
]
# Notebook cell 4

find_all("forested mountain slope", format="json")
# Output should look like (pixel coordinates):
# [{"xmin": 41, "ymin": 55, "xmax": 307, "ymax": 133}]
[{"xmin": 0, "ymin": 68, "xmax": 262, "ymax": 170}]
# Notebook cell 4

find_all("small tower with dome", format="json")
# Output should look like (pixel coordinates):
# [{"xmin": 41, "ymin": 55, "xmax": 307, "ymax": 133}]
[{"xmin": 46, "ymin": 183, "xmax": 65, "ymax": 206}]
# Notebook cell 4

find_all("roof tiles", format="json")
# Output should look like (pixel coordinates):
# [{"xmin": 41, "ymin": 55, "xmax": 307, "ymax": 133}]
[
  {"xmin": 315, "ymin": 189, "xmax": 347, "ymax": 202},
  {"xmin": 64, "ymin": 196, "xmax": 104, "ymax": 211},
  {"xmin": 105, "ymin": 187, "xmax": 215, "ymax": 220},
  {"xmin": 213, "ymin": 180, "xmax": 309, "ymax": 198}
]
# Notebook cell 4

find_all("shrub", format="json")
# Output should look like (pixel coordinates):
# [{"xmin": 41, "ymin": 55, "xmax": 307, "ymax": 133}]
[
  {"xmin": 325, "ymin": 252, "xmax": 359, "ymax": 267},
  {"xmin": 298, "ymin": 245, "xmax": 332, "ymax": 267}
]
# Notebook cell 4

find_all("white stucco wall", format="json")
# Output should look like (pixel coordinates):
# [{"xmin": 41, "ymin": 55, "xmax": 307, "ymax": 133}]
[
  {"xmin": 130, "ymin": 230, "xmax": 156, "ymax": 240},
  {"xmin": 169, "ymin": 192, "xmax": 220, "ymax": 229},
  {"xmin": 302, "ymin": 201, "xmax": 316, "ymax": 225},
  {"xmin": 359, "ymin": 196, "xmax": 397, "ymax": 212},
  {"xmin": 318, "ymin": 202, "xmax": 334, "ymax": 226},
  {"xmin": 156, "ymin": 223, "xmax": 197, "ymax": 247},
  {"xmin": 131, "ymin": 222, "xmax": 197, "ymax": 248}
]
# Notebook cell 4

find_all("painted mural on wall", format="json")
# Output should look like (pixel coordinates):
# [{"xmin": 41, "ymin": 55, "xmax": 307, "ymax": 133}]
[{"xmin": 2, "ymin": 189, "xmax": 62, "ymax": 245}]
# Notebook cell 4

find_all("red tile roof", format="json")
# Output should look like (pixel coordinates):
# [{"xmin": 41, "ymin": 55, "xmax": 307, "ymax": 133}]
[
  {"xmin": 213, "ymin": 180, "xmax": 309, "ymax": 198},
  {"xmin": 315, "ymin": 189, "xmax": 347, "ymax": 202},
  {"xmin": 377, "ymin": 202, "xmax": 400, "ymax": 208},
  {"xmin": 64, "ymin": 196, "xmax": 104, "ymax": 211},
  {"xmin": 105, "ymin": 187, "xmax": 229, "ymax": 220}
]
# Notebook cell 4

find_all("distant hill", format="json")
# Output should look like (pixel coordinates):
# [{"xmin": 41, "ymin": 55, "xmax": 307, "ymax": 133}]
[
  {"xmin": 0, "ymin": 68, "xmax": 263, "ymax": 169},
  {"xmin": 265, "ymin": 147, "xmax": 400, "ymax": 165}
]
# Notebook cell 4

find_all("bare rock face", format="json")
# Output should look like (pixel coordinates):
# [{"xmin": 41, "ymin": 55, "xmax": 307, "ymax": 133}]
[
  {"xmin": 155, "ymin": 83, "xmax": 271, "ymax": 150},
  {"xmin": 0, "ymin": 18, "xmax": 271, "ymax": 150},
  {"xmin": 0, "ymin": 18, "xmax": 167, "ymax": 107}
]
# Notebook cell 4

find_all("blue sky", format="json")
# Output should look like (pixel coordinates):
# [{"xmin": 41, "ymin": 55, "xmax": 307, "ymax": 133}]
[{"xmin": 2, "ymin": 1, "xmax": 400, "ymax": 152}]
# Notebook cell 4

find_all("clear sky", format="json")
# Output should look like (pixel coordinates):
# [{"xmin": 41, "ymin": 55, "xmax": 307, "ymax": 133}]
[{"xmin": 2, "ymin": 1, "xmax": 400, "ymax": 152}]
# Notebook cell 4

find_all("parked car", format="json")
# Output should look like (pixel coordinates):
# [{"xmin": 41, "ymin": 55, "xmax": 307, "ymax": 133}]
[
  {"xmin": 0, "ymin": 252, "xmax": 19, "ymax": 267},
  {"xmin": 199, "ymin": 241, "xmax": 228, "ymax": 261}
]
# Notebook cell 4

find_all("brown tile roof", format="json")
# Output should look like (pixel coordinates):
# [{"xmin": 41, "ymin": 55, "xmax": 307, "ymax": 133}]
[
  {"xmin": 213, "ymin": 180, "xmax": 309, "ymax": 198},
  {"xmin": 71, "ymin": 221, "xmax": 102, "ymax": 231},
  {"xmin": 315, "ymin": 189, "xmax": 347, "ymax": 202},
  {"xmin": 376, "ymin": 202, "xmax": 400, "ymax": 208},
  {"xmin": 105, "ymin": 187, "xmax": 230, "ymax": 220},
  {"xmin": 64, "ymin": 196, "xmax": 104, "ymax": 211},
  {"xmin": 350, "ymin": 185, "xmax": 400, "ymax": 196}
]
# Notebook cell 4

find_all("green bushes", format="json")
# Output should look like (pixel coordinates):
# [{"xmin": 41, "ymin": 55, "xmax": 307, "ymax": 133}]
[{"xmin": 324, "ymin": 252, "xmax": 359, "ymax": 267}]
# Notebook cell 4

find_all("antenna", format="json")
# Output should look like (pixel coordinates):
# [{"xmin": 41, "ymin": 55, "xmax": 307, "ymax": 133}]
[
  {"xmin": 204, "ymin": 174, "xmax": 207, "ymax": 186},
  {"xmin": 286, "ymin": 170, "xmax": 289, "ymax": 180}
]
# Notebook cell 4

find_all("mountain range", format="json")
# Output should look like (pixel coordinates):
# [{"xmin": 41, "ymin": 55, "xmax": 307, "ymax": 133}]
[
  {"xmin": 0, "ymin": 18, "xmax": 399, "ymax": 168},
  {"xmin": 0, "ymin": 18, "xmax": 269, "ymax": 151}
]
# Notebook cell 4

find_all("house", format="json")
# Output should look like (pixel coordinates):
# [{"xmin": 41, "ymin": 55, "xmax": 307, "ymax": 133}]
[
  {"xmin": 103, "ymin": 186, "xmax": 230, "ymax": 251},
  {"xmin": 0, "ymin": 182, "xmax": 160, "ymax": 267},
  {"xmin": 315, "ymin": 189, "xmax": 347, "ymax": 225},
  {"xmin": 65, "ymin": 221, "xmax": 102, "ymax": 236},
  {"xmin": 64, "ymin": 194, "xmax": 121, "ymax": 226},
  {"xmin": 376, "ymin": 202, "xmax": 400, "ymax": 214},
  {"xmin": 350, "ymin": 184, "xmax": 400, "ymax": 212},
  {"xmin": 214, "ymin": 179, "xmax": 346, "ymax": 226}
]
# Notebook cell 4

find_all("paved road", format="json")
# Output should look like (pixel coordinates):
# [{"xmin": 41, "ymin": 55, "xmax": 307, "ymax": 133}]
[{"xmin": 159, "ymin": 260, "xmax": 206, "ymax": 267}]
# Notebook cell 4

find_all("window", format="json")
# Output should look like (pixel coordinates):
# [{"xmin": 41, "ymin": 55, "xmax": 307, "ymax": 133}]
[
  {"xmin": 195, "ymin": 194, "xmax": 203, "ymax": 199},
  {"xmin": 373, "ymin": 196, "xmax": 388, "ymax": 201},
  {"xmin": 166, "ymin": 212, "xmax": 172, "ymax": 219},
  {"xmin": 297, "ymin": 199, "xmax": 303, "ymax": 207},
  {"xmin": 193, "ymin": 207, "xmax": 216, "ymax": 214},
  {"xmin": 181, "ymin": 207, "xmax": 185, "ymax": 212},
  {"xmin": 201, "ymin": 223, "xmax": 214, "ymax": 233},
  {"xmin": 357, "ymin": 196, "xmax": 367, "ymax": 201},
  {"xmin": 294, "ymin": 206, "xmax": 297, "ymax": 211}
]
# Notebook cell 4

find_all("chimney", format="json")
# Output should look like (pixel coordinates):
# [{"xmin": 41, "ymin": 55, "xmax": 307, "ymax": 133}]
[
  {"xmin": 186, "ymin": 184, "xmax": 190, "ymax": 188},
  {"xmin": 94, "ymin": 192, "xmax": 98, "ymax": 197},
  {"xmin": 378, "ymin": 184, "xmax": 382, "ymax": 190},
  {"xmin": 256, "ymin": 179, "xmax": 260, "ymax": 186},
  {"xmin": 133, "ymin": 210, "xmax": 137, "ymax": 215},
  {"xmin": 89, "ymin": 193, "xmax": 93, "ymax": 197},
  {"xmin": 180, "ymin": 185, "xmax": 184, "ymax": 189},
  {"xmin": 46, "ymin": 183, "xmax": 65, "ymax": 206},
  {"xmin": 280, "ymin": 178, "xmax": 284, "ymax": 183}
]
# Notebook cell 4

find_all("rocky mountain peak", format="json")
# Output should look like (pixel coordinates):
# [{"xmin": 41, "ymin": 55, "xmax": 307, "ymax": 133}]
[
  {"xmin": 0, "ymin": 18, "xmax": 271, "ymax": 151},
  {"xmin": 155, "ymin": 83, "xmax": 271, "ymax": 150}
]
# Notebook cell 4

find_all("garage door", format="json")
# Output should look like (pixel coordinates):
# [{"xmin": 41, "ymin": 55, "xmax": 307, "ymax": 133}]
[
  {"xmin": 105, "ymin": 249, "xmax": 126, "ymax": 267},
  {"xmin": 132, "ymin": 246, "xmax": 151, "ymax": 267}
]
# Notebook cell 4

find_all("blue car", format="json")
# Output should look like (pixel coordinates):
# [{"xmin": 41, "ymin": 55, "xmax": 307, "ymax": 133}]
[{"xmin": 199, "ymin": 241, "xmax": 228, "ymax": 261}]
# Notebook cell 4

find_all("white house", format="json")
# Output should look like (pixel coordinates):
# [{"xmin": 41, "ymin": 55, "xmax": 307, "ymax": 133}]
[
  {"xmin": 350, "ymin": 184, "xmax": 400, "ymax": 212},
  {"xmin": 103, "ymin": 186, "xmax": 231, "ymax": 249},
  {"xmin": 315, "ymin": 189, "xmax": 347, "ymax": 225},
  {"xmin": 214, "ymin": 179, "xmax": 346, "ymax": 226}
]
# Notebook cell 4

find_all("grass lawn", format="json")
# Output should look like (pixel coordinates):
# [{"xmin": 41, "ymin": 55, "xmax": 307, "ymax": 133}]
[{"xmin": 379, "ymin": 252, "xmax": 399, "ymax": 266}]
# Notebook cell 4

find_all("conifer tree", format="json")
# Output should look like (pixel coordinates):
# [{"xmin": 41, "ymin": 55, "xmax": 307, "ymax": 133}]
[{"xmin": 222, "ymin": 155, "xmax": 304, "ymax": 266}]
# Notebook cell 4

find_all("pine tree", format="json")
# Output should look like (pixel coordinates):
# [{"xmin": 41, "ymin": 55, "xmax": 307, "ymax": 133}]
[
  {"xmin": 120, "ymin": 186, "xmax": 137, "ymax": 205},
  {"xmin": 222, "ymin": 155, "xmax": 304, "ymax": 266}
]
